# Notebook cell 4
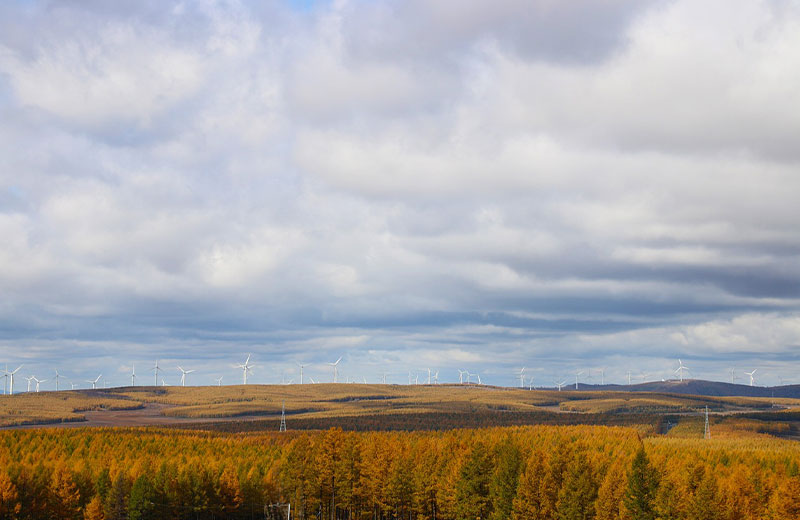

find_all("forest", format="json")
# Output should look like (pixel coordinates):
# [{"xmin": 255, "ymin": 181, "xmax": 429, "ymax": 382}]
[{"xmin": 1, "ymin": 424, "xmax": 800, "ymax": 520}]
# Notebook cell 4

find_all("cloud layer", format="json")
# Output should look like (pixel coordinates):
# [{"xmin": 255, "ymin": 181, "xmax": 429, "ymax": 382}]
[{"xmin": 1, "ymin": 0, "xmax": 799, "ymax": 387}]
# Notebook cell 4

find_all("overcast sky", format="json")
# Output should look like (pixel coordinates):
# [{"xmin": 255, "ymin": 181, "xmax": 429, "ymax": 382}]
[{"xmin": 1, "ymin": 0, "xmax": 800, "ymax": 389}]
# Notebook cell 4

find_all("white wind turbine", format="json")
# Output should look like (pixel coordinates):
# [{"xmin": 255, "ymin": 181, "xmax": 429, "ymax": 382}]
[
  {"xmin": 518, "ymin": 367, "xmax": 526, "ymax": 388},
  {"xmin": 297, "ymin": 363, "xmax": 307, "ymax": 384},
  {"xmin": 729, "ymin": 367, "xmax": 737, "ymax": 384},
  {"xmin": 130, "ymin": 364, "xmax": 136, "ymax": 386},
  {"xmin": 86, "ymin": 374, "xmax": 102, "ymax": 389},
  {"xmin": 70, "ymin": 382, "xmax": 77, "ymax": 390},
  {"xmin": 527, "ymin": 375, "xmax": 535, "ymax": 390},
  {"xmin": 214, "ymin": 376, "xmax": 223, "ymax": 386},
  {"xmin": 745, "ymin": 369, "xmax": 757, "ymax": 387},
  {"xmin": 433, "ymin": 370, "xmax": 439, "ymax": 384},
  {"xmin": 675, "ymin": 359, "xmax": 689, "ymax": 382},
  {"xmin": 33, "ymin": 376, "xmax": 47, "ymax": 392},
  {"xmin": 25, "ymin": 376, "xmax": 34, "ymax": 392},
  {"xmin": 328, "ymin": 357, "xmax": 342, "ymax": 383},
  {"xmin": 555, "ymin": 379, "xmax": 567, "ymax": 391},
  {"xmin": 575, "ymin": 370, "xmax": 584, "ymax": 390},
  {"xmin": 627, "ymin": 370, "xmax": 632, "ymax": 386},
  {"xmin": 177, "ymin": 366, "xmax": 194, "ymax": 387},
  {"xmin": 53, "ymin": 369, "xmax": 62, "ymax": 391},
  {"xmin": 597, "ymin": 367, "xmax": 606, "ymax": 386},
  {"xmin": 153, "ymin": 360, "xmax": 162, "ymax": 387},
  {"xmin": 6, "ymin": 365, "xmax": 22, "ymax": 395},
  {"xmin": 237, "ymin": 354, "xmax": 254, "ymax": 384},
  {"xmin": 427, "ymin": 368, "xmax": 432, "ymax": 385},
  {"xmin": 458, "ymin": 369, "xmax": 468, "ymax": 384}
]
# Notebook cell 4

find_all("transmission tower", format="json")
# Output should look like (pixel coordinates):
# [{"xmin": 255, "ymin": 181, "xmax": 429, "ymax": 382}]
[
  {"xmin": 279, "ymin": 400, "xmax": 287, "ymax": 432},
  {"xmin": 704, "ymin": 406, "xmax": 710, "ymax": 439}
]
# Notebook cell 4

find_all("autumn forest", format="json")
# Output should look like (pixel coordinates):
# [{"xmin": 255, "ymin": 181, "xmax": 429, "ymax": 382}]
[{"xmin": 1, "ymin": 424, "xmax": 800, "ymax": 520}]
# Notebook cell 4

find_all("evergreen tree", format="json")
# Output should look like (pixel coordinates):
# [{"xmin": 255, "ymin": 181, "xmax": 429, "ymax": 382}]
[
  {"xmin": 128, "ymin": 474, "xmax": 156, "ymax": 520},
  {"xmin": 623, "ymin": 448, "xmax": 658, "ymax": 520},
  {"xmin": 490, "ymin": 438, "xmax": 524, "ymax": 520},
  {"xmin": 103, "ymin": 474, "xmax": 129, "ymax": 520},
  {"xmin": 688, "ymin": 469, "xmax": 719, "ymax": 520},
  {"xmin": 456, "ymin": 442, "xmax": 494, "ymax": 520},
  {"xmin": 556, "ymin": 453, "xmax": 598, "ymax": 520}
]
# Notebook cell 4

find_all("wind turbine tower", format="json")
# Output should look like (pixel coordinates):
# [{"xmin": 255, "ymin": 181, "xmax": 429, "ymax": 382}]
[
  {"xmin": 575, "ymin": 370, "xmax": 583, "ymax": 390},
  {"xmin": 675, "ymin": 359, "xmax": 689, "ymax": 382},
  {"xmin": 25, "ymin": 376, "xmax": 34, "ymax": 392},
  {"xmin": 328, "ymin": 357, "xmax": 342, "ymax": 383},
  {"xmin": 518, "ymin": 367, "xmax": 526, "ymax": 388},
  {"xmin": 297, "ymin": 363, "xmax": 307, "ymax": 384},
  {"xmin": 131, "ymin": 364, "xmax": 136, "ymax": 386},
  {"xmin": 178, "ymin": 366, "xmax": 195, "ymax": 387},
  {"xmin": 6, "ymin": 365, "xmax": 22, "ymax": 395},
  {"xmin": 237, "ymin": 354, "xmax": 254, "ymax": 384},
  {"xmin": 53, "ymin": 370, "xmax": 62, "ymax": 391},
  {"xmin": 153, "ymin": 360, "xmax": 162, "ymax": 387},
  {"xmin": 87, "ymin": 375, "xmax": 102, "ymax": 389}
]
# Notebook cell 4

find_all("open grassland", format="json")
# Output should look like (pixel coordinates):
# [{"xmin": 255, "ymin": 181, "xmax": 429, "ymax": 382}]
[
  {"xmin": 0, "ymin": 391, "xmax": 143, "ymax": 427},
  {"xmin": 2, "ymin": 383, "xmax": 799, "ymax": 434}
]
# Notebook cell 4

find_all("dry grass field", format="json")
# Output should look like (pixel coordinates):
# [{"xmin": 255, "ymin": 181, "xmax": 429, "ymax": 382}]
[{"xmin": 2, "ymin": 383, "xmax": 799, "ymax": 432}]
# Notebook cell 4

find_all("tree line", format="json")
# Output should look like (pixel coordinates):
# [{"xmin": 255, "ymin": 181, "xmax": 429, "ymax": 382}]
[{"xmin": 0, "ymin": 425, "xmax": 799, "ymax": 519}]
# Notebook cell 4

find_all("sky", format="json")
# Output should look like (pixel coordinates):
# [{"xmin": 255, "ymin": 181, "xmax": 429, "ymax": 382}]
[{"xmin": 1, "ymin": 0, "xmax": 800, "ymax": 389}]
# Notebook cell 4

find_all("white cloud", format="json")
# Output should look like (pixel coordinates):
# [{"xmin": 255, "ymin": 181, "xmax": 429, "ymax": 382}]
[{"xmin": 0, "ymin": 0, "xmax": 798, "ymax": 385}]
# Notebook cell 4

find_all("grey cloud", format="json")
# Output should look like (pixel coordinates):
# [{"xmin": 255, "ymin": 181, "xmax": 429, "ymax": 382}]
[
  {"xmin": 0, "ymin": 0, "xmax": 798, "ymax": 386},
  {"xmin": 340, "ymin": 0, "xmax": 661, "ymax": 65}
]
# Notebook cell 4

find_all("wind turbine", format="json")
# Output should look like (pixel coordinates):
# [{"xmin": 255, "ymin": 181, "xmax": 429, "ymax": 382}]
[
  {"xmin": 297, "ymin": 363, "xmax": 307, "ymax": 384},
  {"xmin": 433, "ymin": 370, "xmax": 439, "ymax": 384},
  {"xmin": 33, "ymin": 376, "xmax": 48, "ymax": 392},
  {"xmin": 597, "ymin": 367, "xmax": 606, "ymax": 386},
  {"xmin": 729, "ymin": 368, "xmax": 738, "ymax": 384},
  {"xmin": 382, "ymin": 372, "xmax": 388, "ymax": 384},
  {"xmin": 627, "ymin": 370, "xmax": 632, "ymax": 386},
  {"xmin": 237, "ymin": 354, "xmax": 254, "ymax": 384},
  {"xmin": 518, "ymin": 367, "xmax": 526, "ymax": 388},
  {"xmin": 555, "ymin": 379, "xmax": 567, "ymax": 391},
  {"xmin": 161, "ymin": 378, "xmax": 170, "ymax": 386},
  {"xmin": 328, "ymin": 357, "xmax": 342, "ymax": 383},
  {"xmin": 53, "ymin": 369, "xmax": 62, "ymax": 391},
  {"xmin": 427, "ymin": 368, "xmax": 431, "ymax": 385},
  {"xmin": 6, "ymin": 365, "xmax": 22, "ymax": 395},
  {"xmin": 214, "ymin": 376, "xmax": 223, "ymax": 386},
  {"xmin": 575, "ymin": 370, "xmax": 584, "ymax": 390},
  {"xmin": 153, "ymin": 360, "xmax": 162, "ymax": 387},
  {"xmin": 745, "ymin": 369, "xmax": 757, "ymax": 387},
  {"xmin": 70, "ymin": 382, "xmax": 77, "ymax": 390},
  {"xmin": 86, "ymin": 374, "xmax": 102, "ymax": 389},
  {"xmin": 130, "ymin": 364, "xmax": 136, "ymax": 386},
  {"xmin": 675, "ymin": 359, "xmax": 689, "ymax": 382},
  {"xmin": 527, "ymin": 376, "xmax": 535, "ymax": 390},
  {"xmin": 25, "ymin": 376, "xmax": 34, "ymax": 392},
  {"xmin": 177, "ymin": 366, "xmax": 194, "ymax": 387},
  {"xmin": 458, "ymin": 369, "xmax": 468, "ymax": 384}
]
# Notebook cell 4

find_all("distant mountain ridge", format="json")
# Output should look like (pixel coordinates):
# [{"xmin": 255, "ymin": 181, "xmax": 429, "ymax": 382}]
[{"xmin": 569, "ymin": 379, "xmax": 800, "ymax": 398}]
